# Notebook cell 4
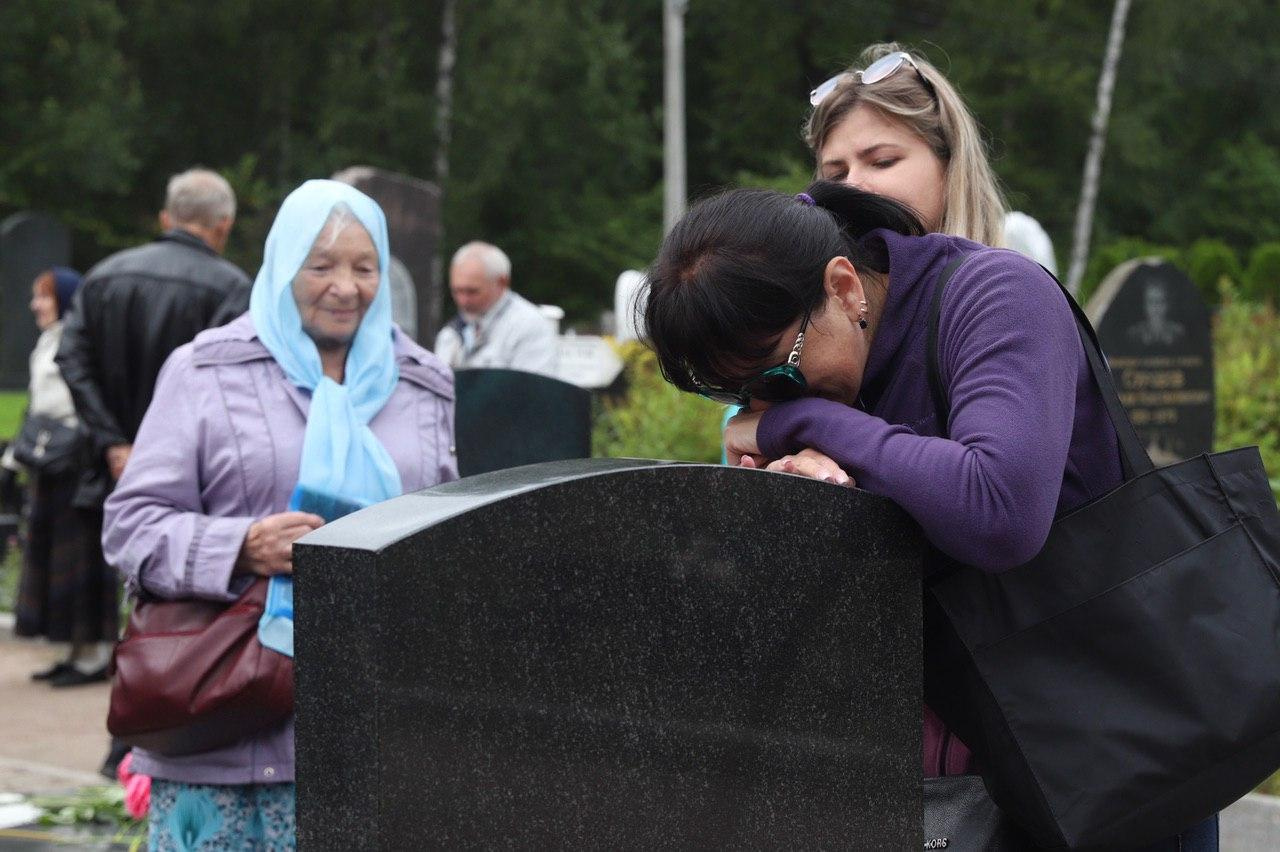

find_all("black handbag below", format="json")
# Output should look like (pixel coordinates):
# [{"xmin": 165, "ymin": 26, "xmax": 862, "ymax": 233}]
[
  {"xmin": 923, "ymin": 776, "xmax": 1031, "ymax": 851},
  {"xmin": 924, "ymin": 256, "xmax": 1280, "ymax": 849},
  {"xmin": 11, "ymin": 413, "xmax": 83, "ymax": 477}
]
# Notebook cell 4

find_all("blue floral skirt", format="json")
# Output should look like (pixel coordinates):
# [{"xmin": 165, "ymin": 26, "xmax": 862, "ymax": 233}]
[{"xmin": 148, "ymin": 780, "xmax": 295, "ymax": 851}]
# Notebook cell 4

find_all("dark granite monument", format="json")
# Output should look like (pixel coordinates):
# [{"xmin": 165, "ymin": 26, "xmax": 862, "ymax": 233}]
[
  {"xmin": 294, "ymin": 459, "xmax": 924, "ymax": 849},
  {"xmin": 332, "ymin": 166, "xmax": 442, "ymax": 344},
  {"xmin": 1086, "ymin": 258, "xmax": 1214, "ymax": 464},
  {"xmin": 0, "ymin": 212, "xmax": 71, "ymax": 390},
  {"xmin": 454, "ymin": 368, "xmax": 592, "ymax": 477}
]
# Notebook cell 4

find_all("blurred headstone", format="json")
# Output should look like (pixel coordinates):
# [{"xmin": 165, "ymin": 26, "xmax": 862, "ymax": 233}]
[
  {"xmin": 387, "ymin": 256, "xmax": 417, "ymax": 340},
  {"xmin": 295, "ymin": 459, "xmax": 924, "ymax": 849},
  {"xmin": 0, "ymin": 213, "xmax": 71, "ymax": 390},
  {"xmin": 614, "ymin": 269, "xmax": 646, "ymax": 342},
  {"xmin": 1003, "ymin": 211, "xmax": 1057, "ymax": 275},
  {"xmin": 537, "ymin": 304, "xmax": 564, "ymax": 336},
  {"xmin": 332, "ymin": 166, "xmax": 441, "ymax": 344},
  {"xmin": 556, "ymin": 335, "xmax": 624, "ymax": 389},
  {"xmin": 453, "ymin": 368, "xmax": 591, "ymax": 476},
  {"xmin": 1086, "ymin": 258, "xmax": 1214, "ymax": 464}
]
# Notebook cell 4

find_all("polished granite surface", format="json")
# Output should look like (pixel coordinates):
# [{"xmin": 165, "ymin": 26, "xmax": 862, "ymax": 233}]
[{"xmin": 295, "ymin": 460, "xmax": 923, "ymax": 849}]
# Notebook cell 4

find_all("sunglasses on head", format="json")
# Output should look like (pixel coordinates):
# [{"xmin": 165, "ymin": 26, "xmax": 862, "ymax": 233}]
[
  {"xmin": 690, "ymin": 305, "xmax": 813, "ymax": 408},
  {"xmin": 808, "ymin": 50, "xmax": 938, "ymax": 107}
]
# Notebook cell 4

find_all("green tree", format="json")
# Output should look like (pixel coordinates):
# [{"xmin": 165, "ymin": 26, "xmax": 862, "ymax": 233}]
[
  {"xmin": 444, "ymin": 0, "xmax": 661, "ymax": 321},
  {"xmin": 0, "ymin": 0, "xmax": 141, "ymax": 256}
]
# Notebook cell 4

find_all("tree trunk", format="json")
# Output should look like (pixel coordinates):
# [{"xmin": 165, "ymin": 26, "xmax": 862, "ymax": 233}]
[
  {"xmin": 663, "ymin": 0, "xmax": 688, "ymax": 234},
  {"xmin": 434, "ymin": 0, "xmax": 457, "ymax": 186},
  {"xmin": 428, "ymin": 0, "xmax": 457, "ymax": 342},
  {"xmin": 1065, "ymin": 0, "xmax": 1133, "ymax": 295}
]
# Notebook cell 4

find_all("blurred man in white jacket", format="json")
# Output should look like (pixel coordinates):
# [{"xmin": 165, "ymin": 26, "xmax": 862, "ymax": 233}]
[{"xmin": 434, "ymin": 241, "xmax": 558, "ymax": 376}]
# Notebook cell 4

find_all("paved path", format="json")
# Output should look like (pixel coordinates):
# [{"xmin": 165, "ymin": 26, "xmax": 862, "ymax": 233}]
[{"xmin": 0, "ymin": 628, "xmax": 112, "ymax": 797}]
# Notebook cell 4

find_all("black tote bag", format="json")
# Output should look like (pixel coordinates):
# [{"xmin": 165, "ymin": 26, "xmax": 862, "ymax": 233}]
[{"xmin": 923, "ymin": 256, "xmax": 1280, "ymax": 850}]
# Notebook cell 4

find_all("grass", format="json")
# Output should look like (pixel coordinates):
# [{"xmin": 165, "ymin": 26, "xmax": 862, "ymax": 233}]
[
  {"xmin": 0, "ymin": 545, "xmax": 17, "ymax": 613},
  {"xmin": 0, "ymin": 391, "xmax": 26, "ymax": 440}
]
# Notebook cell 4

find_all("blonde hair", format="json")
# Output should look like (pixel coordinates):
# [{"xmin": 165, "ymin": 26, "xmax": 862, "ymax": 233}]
[{"xmin": 805, "ymin": 43, "xmax": 1007, "ymax": 246}]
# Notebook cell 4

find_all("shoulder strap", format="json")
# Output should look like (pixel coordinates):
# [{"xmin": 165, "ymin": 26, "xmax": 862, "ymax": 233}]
[{"xmin": 925, "ymin": 253, "xmax": 1154, "ymax": 481}]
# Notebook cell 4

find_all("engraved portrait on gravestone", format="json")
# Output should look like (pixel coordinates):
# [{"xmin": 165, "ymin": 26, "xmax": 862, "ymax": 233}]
[{"xmin": 1126, "ymin": 281, "xmax": 1185, "ymax": 347}]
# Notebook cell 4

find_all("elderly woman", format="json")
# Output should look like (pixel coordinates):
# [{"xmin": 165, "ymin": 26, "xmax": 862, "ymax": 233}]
[
  {"xmin": 646, "ymin": 180, "xmax": 1216, "ymax": 850},
  {"xmin": 103, "ymin": 180, "xmax": 457, "ymax": 847}
]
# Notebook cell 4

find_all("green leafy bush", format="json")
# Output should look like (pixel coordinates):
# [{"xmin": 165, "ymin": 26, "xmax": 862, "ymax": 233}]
[
  {"xmin": 1243, "ymin": 242, "xmax": 1280, "ymax": 305},
  {"xmin": 592, "ymin": 340, "xmax": 724, "ymax": 463},
  {"xmin": 1184, "ymin": 238, "xmax": 1241, "ymax": 307},
  {"xmin": 1214, "ymin": 293, "xmax": 1280, "ymax": 499},
  {"xmin": 1079, "ymin": 239, "xmax": 1184, "ymax": 305}
]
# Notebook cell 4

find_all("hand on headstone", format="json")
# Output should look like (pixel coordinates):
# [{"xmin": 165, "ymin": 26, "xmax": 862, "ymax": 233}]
[
  {"xmin": 766, "ymin": 449, "xmax": 854, "ymax": 487},
  {"xmin": 724, "ymin": 409, "xmax": 766, "ymax": 467}
]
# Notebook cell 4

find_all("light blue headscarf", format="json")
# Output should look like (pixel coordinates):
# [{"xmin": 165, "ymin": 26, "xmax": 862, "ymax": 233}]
[{"xmin": 251, "ymin": 179, "xmax": 403, "ymax": 657}]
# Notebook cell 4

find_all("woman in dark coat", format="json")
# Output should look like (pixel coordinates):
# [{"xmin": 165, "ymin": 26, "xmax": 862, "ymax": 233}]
[{"xmin": 4, "ymin": 268, "xmax": 116, "ymax": 685}]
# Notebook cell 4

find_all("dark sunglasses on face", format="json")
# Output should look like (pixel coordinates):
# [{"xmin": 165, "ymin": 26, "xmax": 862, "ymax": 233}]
[{"xmin": 690, "ymin": 306, "xmax": 812, "ymax": 408}]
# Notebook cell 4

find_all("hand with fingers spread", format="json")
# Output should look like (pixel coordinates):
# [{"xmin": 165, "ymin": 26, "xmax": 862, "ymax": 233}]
[
  {"xmin": 234, "ymin": 511, "xmax": 325, "ymax": 577},
  {"xmin": 767, "ymin": 448, "xmax": 855, "ymax": 487}
]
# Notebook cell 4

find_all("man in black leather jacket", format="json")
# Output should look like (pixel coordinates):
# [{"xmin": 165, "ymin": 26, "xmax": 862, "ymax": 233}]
[
  {"xmin": 56, "ymin": 168, "xmax": 251, "ymax": 507},
  {"xmin": 55, "ymin": 167, "xmax": 251, "ymax": 770}
]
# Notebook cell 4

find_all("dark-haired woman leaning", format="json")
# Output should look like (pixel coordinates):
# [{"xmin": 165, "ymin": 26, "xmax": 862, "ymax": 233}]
[{"xmin": 642, "ymin": 181, "xmax": 1217, "ymax": 850}]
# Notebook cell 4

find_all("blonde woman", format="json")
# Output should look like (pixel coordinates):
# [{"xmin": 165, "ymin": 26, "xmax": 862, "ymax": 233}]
[{"xmin": 806, "ymin": 43, "xmax": 1006, "ymax": 246}]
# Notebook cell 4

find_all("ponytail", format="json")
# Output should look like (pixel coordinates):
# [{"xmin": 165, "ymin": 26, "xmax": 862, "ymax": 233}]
[{"xmin": 805, "ymin": 180, "xmax": 926, "ymax": 248}]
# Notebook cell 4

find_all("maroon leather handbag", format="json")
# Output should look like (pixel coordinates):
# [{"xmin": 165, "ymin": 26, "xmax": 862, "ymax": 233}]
[{"xmin": 107, "ymin": 578, "xmax": 294, "ymax": 757}]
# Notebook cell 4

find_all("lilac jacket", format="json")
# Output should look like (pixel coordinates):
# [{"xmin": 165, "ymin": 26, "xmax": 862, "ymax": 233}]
[
  {"xmin": 758, "ymin": 230, "xmax": 1125, "ymax": 776},
  {"xmin": 103, "ymin": 314, "xmax": 458, "ymax": 785}
]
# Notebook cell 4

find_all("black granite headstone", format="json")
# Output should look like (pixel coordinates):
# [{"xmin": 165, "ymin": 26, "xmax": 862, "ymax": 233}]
[
  {"xmin": 332, "ymin": 166, "xmax": 442, "ymax": 344},
  {"xmin": 0, "ymin": 212, "xmax": 71, "ymax": 390},
  {"xmin": 1086, "ymin": 258, "xmax": 1214, "ymax": 464},
  {"xmin": 454, "ymin": 368, "xmax": 591, "ymax": 477},
  {"xmin": 294, "ymin": 459, "xmax": 924, "ymax": 849}
]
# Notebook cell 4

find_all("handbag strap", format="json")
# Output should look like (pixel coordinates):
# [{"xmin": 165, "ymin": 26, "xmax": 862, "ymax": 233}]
[{"xmin": 926, "ymin": 253, "xmax": 1154, "ymax": 481}]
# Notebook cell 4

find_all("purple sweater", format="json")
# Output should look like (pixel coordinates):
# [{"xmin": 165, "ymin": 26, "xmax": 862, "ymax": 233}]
[{"xmin": 757, "ymin": 230, "xmax": 1124, "ymax": 774}]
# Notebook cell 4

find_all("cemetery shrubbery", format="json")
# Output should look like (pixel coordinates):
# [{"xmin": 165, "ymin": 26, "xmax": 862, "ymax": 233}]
[
  {"xmin": 1185, "ymin": 239, "xmax": 1243, "ymax": 308},
  {"xmin": 1214, "ymin": 291, "xmax": 1280, "ymax": 499},
  {"xmin": 592, "ymin": 340, "xmax": 723, "ymax": 463},
  {"xmin": 1080, "ymin": 237, "xmax": 1280, "ymax": 311},
  {"xmin": 1078, "ymin": 239, "xmax": 1183, "ymax": 304},
  {"xmin": 1243, "ymin": 243, "xmax": 1280, "ymax": 305}
]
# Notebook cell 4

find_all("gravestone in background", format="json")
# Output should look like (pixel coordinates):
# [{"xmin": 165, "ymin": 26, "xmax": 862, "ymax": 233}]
[
  {"xmin": 1086, "ymin": 258, "xmax": 1214, "ymax": 465},
  {"xmin": 0, "ymin": 213, "xmax": 71, "ymax": 390},
  {"xmin": 453, "ymin": 368, "xmax": 591, "ymax": 476},
  {"xmin": 332, "ymin": 166, "xmax": 442, "ymax": 344},
  {"xmin": 294, "ymin": 459, "xmax": 924, "ymax": 848},
  {"xmin": 387, "ymin": 256, "xmax": 417, "ymax": 340},
  {"xmin": 555, "ymin": 334, "xmax": 624, "ymax": 390}
]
